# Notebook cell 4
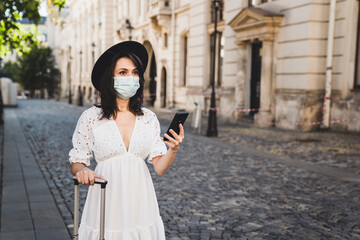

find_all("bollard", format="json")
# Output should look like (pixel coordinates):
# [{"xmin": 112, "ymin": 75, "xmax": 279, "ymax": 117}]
[{"xmin": 191, "ymin": 102, "xmax": 204, "ymax": 134}]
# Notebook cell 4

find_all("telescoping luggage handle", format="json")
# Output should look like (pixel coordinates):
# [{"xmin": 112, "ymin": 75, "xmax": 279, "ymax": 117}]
[{"xmin": 72, "ymin": 176, "xmax": 108, "ymax": 240}]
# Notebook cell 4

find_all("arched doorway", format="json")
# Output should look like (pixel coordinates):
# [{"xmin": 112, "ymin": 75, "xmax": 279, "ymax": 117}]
[
  {"xmin": 161, "ymin": 67, "xmax": 167, "ymax": 108},
  {"xmin": 143, "ymin": 41, "xmax": 157, "ymax": 106},
  {"xmin": 67, "ymin": 61, "xmax": 72, "ymax": 104}
]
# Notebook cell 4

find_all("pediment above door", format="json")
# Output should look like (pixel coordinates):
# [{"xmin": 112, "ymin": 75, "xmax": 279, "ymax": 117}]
[{"xmin": 229, "ymin": 7, "xmax": 283, "ymax": 43}]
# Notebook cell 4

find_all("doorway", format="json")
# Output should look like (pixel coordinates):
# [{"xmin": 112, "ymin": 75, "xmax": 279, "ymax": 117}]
[
  {"xmin": 161, "ymin": 67, "xmax": 167, "ymax": 108},
  {"xmin": 250, "ymin": 41, "xmax": 262, "ymax": 116},
  {"xmin": 143, "ymin": 41, "xmax": 157, "ymax": 106},
  {"xmin": 149, "ymin": 54, "xmax": 157, "ymax": 106}
]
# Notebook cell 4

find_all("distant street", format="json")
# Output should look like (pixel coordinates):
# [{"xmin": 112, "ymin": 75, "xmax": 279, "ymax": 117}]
[{"xmin": 7, "ymin": 99, "xmax": 360, "ymax": 239}]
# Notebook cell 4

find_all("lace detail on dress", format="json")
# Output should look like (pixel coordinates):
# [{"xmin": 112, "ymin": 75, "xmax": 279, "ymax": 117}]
[
  {"xmin": 69, "ymin": 107, "xmax": 98, "ymax": 166},
  {"xmin": 147, "ymin": 111, "xmax": 167, "ymax": 163},
  {"xmin": 69, "ymin": 106, "xmax": 167, "ymax": 165}
]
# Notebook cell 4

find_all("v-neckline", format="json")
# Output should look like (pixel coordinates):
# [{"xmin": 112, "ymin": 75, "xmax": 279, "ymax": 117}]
[{"xmin": 111, "ymin": 115, "xmax": 138, "ymax": 153}]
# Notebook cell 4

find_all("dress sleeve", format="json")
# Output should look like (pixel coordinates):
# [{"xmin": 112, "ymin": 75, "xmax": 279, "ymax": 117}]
[
  {"xmin": 68, "ymin": 110, "xmax": 94, "ymax": 166},
  {"xmin": 148, "ymin": 114, "xmax": 167, "ymax": 164}
]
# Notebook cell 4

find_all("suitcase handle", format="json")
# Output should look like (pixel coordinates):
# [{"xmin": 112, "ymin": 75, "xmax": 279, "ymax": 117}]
[
  {"xmin": 72, "ymin": 176, "xmax": 108, "ymax": 187},
  {"xmin": 72, "ymin": 176, "xmax": 108, "ymax": 240}
]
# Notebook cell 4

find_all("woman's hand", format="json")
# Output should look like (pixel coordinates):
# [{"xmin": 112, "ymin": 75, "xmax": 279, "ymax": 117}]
[
  {"xmin": 163, "ymin": 124, "xmax": 185, "ymax": 152},
  {"xmin": 75, "ymin": 167, "xmax": 105, "ymax": 186}
]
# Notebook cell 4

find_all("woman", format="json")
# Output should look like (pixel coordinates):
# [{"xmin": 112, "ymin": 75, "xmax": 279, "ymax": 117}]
[{"xmin": 69, "ymin": 41, "xmax": 184, "ymax": 239}]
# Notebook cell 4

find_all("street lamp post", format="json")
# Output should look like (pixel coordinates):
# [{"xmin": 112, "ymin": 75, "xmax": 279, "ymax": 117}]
[
  {"xmin": 206, "ymin": 0, "xmax": 220, "ymax": 137},
  {"xmin": 77, "ymin": 50, "xmax": 83, "ymax": 106},
  {"xmin": 125, "ymin": 19, "xmax": 134, "ymax": 41},
  {"xmin": 68, "ymin": 56, "xmax": 73, "ymax": 104}
]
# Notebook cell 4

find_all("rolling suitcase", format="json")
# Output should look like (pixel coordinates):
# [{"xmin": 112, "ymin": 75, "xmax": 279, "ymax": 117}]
[{"xmin": 72, "ymin": 176, "xmax": 108, "ymax": 240}]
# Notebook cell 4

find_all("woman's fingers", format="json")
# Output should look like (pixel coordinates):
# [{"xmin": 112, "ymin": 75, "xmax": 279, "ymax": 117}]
[
  {"xmin": 164, "ymin": 132, "xmax": 182, "ymax": 151},
  {"xmin": 88, "ymin": 174, "xmax": 95, "ymax": 186},
  {"xmin": 76, "ymin": 171, "xmax": 86, "ymax": 185},
  {"xmin": 179, "ymin": 124, "xmax": 185, "ymax": 138},
  {"xmin": 83, "ymin": 172, "xmax": 89, "ymax": 185},
  {"xmin": 94, "ymin": 173, "xmax": 105, "ymax": 180},
  {"xmin": 76, "ymin": 172, "xmax": 82, "ymax": 184},
  {"xmin": 169, "ymin": 129, "xmax": 182, "ymax": 143},
  {"xmin": 76, "ymin": 170, "xmax": 105, "ymax": 186},
  {"xmin": 164, "ymin": 133, "xmax": 177, "ymax": 143},
  {"xmin": 163, "ymin": 138, "xmax": 177, "ymax": 150}
]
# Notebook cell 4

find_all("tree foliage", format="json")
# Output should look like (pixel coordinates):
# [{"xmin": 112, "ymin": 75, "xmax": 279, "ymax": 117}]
[
  {"xmin": 2, "ymin": 60, "xmax": 21, "ymax": 83},
  {"xmin": 16, "ymin": 45, "xmax": 60, "ymax": 98},
  {"xmin": 0, "ymin": 0, "xmax": 66, "ymax": 57}
]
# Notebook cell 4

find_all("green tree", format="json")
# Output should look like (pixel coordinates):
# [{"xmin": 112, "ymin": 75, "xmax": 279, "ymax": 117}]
[
  {"xmin": 0, "ymin": 0, "xmax": 65, "ymax": 57},
  {"xmin": 17, "ymin": 45, "xmax": 60, "ymax": 98},
  {"xmin": 2, "ymin": 60, "xmax": 21, "ymax": 83}
]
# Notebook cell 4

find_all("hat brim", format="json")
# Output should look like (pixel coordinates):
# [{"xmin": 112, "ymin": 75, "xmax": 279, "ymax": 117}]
[{"xmin": 91, "ymin": 41, "xmax": 148, "ymax": 92}]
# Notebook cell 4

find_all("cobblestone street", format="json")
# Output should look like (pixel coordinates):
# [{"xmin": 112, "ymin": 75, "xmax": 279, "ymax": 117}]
[{"xmin": 11, "ymin": 99, "xmax": 360, "ymax": 239}]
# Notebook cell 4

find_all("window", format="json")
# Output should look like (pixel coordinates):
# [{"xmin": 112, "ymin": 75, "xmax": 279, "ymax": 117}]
[
  {"xmin": 210, "ymin": 32, "xmax": 224, "ymax": 87},
  {"xmin": 183, "ymin": 35, "xmax": 188, "ymax": 86},
  {"xmin": 164, "ymin": 33, "xmax": 168, "ymax": 48},
  {"xmin": 355, "ymin": 2, "xmax": 360, "ymax": 88},
  {"xmin": 218, "ymin": 33, "xmax": 224, "ymax": 87},
  {"xmin": 249, "ymin": 0, "xmax": 269, "ymax": 7},
  {"xmin": 211, "ymin": 0, "xmax": 224, "ymax": 23}
]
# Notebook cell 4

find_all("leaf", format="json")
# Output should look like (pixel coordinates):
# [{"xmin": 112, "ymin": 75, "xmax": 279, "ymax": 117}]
[{"xmin": 0, "ymin": 0, "xmax": 66, "ymax": 57}]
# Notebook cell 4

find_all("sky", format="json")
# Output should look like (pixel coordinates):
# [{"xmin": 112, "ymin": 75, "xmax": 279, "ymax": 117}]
[{"xmin": 39, "ymin": 0, "xmax": 48, "ymax": 17}]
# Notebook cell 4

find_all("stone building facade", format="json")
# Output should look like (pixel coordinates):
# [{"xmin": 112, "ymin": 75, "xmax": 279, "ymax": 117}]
[{"xmin": 55, "ymin": 0, "xmax": 360, "ymax": 132}]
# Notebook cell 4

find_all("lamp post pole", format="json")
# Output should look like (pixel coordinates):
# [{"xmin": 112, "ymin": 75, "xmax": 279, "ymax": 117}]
[
  {"xmin": 68, "ymin": 56, "xmax": 72, "ymax": 104},
  {"xmin": 206, "ymin": 0, "xmax": 220, "ymax": 137},
  {"xmin": 77, "ymin": 50, "xmax": 83, "ymax": 106},
  {"xmin": 126, "ymin": 19, "xmax": 134, "ymax": 41}
]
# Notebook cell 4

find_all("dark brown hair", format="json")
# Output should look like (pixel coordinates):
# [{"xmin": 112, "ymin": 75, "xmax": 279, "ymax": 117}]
[{"xmin": 97, "ymin": 52, "xmax": 145, "ymax": 119}]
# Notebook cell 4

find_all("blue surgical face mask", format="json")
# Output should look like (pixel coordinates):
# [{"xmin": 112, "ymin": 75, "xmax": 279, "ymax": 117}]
[{"xmin": 113, "ymin": 76, "xmax": 140, "ymax": 99}]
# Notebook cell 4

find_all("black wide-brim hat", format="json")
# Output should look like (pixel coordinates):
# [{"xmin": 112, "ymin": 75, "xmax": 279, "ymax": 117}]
[{"xmin": 91, "ymin": 41, "xmax": 148, "ymax": 91}]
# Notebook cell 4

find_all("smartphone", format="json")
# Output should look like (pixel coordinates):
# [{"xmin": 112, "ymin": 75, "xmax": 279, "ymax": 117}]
[{"xmin": 163, "ymin": 112, "xmax": 189, "ymax": 141}]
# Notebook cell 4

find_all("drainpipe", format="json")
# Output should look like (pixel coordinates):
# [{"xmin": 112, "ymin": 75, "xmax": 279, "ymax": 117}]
[
  {"xmin": 322, "ymin": 0, "xmax": 336, "ymax": 128},
  {"xmin": 171, "ymin": 0, "xmax": 176, "ymax": 108}
]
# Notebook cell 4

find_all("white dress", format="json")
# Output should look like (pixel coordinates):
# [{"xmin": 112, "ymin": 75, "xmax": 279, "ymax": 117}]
[{"xmin": 69, "ymin": 106, "xmax": 167, "ymax": 240}]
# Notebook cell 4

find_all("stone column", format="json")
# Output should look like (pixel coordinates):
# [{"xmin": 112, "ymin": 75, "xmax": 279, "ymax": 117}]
[
  {"xmin": 255, "ymin": 40, "xmax": 273, "ymax": 126},
  {"xmin": 234, "ymin": 42, "xmax": 247, "ymax": 120}
]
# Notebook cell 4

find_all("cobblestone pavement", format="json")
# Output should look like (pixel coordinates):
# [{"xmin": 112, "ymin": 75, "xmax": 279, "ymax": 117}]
[
  {"xmin": 14, "ymin": 99, "xmax": 360, "ymax": 239},
  {"xmin": 154, "ymin": 110, "xmax": 360, "ymax": 174}
]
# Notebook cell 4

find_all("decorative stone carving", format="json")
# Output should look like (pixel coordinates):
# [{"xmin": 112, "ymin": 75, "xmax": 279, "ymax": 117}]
[{"xmin": 229, "ymin": 7, "xmax": 283, "ymax": 42}]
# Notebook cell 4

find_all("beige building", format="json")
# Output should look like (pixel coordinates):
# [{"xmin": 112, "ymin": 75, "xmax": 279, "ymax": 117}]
[{"xmin": 55, "ymin": 0, "xmax": 360, "ymax": 132}]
